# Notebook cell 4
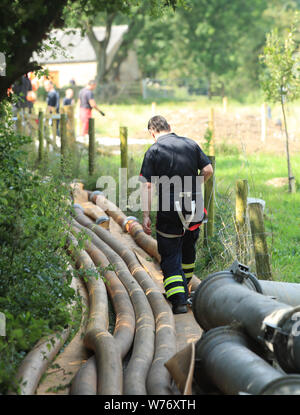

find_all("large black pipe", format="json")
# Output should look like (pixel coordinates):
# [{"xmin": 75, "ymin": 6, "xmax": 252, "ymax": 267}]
[
  {"xmin": 195, "ymin": 326, "xmax": 300, "ymax": 395},
  {"xmin": 228, "ymin": 260, "xmax": 300, "ymax": 307},
  {"xmin": 192, "ymin": 270, "xmax": 300, "ymax": 373},
  {"xmin": 258, "ymin": 280, "xmax": 300, "ymax": 307}
]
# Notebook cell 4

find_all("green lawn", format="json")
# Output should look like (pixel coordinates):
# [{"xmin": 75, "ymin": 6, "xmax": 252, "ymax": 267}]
[{"xmin": 207, "ymin": 152, "xmax": 300, "ymax": 282}]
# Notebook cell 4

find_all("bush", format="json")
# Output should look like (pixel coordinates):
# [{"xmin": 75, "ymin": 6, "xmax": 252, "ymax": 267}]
[{"xmin": 0, "ymin": 100, "xmax": 78, "ymax": 394}]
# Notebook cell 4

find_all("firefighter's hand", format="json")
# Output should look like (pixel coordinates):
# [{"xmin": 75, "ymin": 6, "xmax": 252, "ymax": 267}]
[{"xmin": 142, "ymin": 215, "xmax": 152, "ymax": 235}]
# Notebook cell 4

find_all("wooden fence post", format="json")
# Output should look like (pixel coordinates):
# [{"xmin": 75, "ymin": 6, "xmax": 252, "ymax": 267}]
[
  {"xmin": 63, "ymin": 105, "xmax": 76, "ymax": 146},
  {"xmin": 208, "ymin": 108, "xmax": 215, "ymax": 155},
  {"xmin": 52, "ymin": 117, "xmax": 58, "ymax": 147},
  {"xmin": 60, "ymin": 113, "xmax": 67, "ymax": 174},
  {"xmin": 235, "ymin": 179, "xmax": 248, "ymax": 263},
  {"xmin": 120, "ymin": 126, "xmax": 128, "ymax": 172},
  {"xmin": 204, "ymin": 155, "xmax": 215, "ymax": 247},
  {"xmin": 16, "ymin": 111, "xmax": 22, "ymax": 135},
  {"xmin": 248, "ymin": 202, "xmax": 272, "ymax": 280},
  {"xmin": 88, "ymin": 118, "xmax": 95, "ymax": 176},
  {"xmin": 38, "ymin": 110, "xmax": 44, "ymax": 163}
]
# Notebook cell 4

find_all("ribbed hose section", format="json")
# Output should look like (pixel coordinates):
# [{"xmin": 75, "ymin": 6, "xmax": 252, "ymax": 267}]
[
  {"xmin": 89, "ymin": 192, "xmax": 161, "ymax": 263},
  {"xmin": 70, "ymin": 356, "xmax": 97, "ymax": 395},
  {"xmin": 73, "ymin": 208, "xmax": 176, "ymax": 395},
  {"xmin": 72, "ymin": 219, "xmax": 155, "ymax": 395},
  {"xmin": 86, "ymin": 241, "xmax": 135, "ymax": 359},
  {"xmin": 11, "ymin": 329, "xmax": 70, "ymax": 395},
  {"xmin": 70, "ymin": 232, "xmax": 123, "ymax": 395}
]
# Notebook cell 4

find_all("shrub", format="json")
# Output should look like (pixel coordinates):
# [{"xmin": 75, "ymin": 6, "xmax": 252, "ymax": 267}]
[{"xmin": 0, "ymin": 100, "xmax": 78, "ymax": 394}]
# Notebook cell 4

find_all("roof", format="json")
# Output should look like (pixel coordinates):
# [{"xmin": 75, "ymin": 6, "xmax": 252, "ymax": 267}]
[{"xmin": 33, "ymin": 25, "xmax": 128, "ymax": 64}]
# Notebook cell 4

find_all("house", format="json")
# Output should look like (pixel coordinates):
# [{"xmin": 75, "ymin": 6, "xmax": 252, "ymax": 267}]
[{"xmin": 33, "ymin": 26, "xmax": 141, "ymax": 88}]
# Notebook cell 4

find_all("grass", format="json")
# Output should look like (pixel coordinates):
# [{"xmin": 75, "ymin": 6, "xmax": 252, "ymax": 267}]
[
  {"xmin": 69, "ymin": 146, "xmax": 300, "ymax": 284},
  {"xmin": 206, "ymin": 152, "xmax": 300, "ymax": 282}
]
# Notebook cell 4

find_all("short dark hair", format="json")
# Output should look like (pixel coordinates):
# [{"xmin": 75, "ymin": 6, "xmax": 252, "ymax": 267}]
[
  {"xmin": 88, "ymin": 80, "xmax": 96, "ymax": 86},
  {"xmin": 148, "ymin": 115, "xmax": 171, "ymax": 133}
]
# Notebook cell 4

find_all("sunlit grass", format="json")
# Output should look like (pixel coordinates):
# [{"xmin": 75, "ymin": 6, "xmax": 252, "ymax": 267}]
[{"xmin": 214, "ymin": 153, "xmax": 300, "ymax": 282}]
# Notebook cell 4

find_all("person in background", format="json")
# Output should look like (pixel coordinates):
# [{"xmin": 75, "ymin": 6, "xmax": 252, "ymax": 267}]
[
  {"xmin": 44, "ymin": 80, "xmax": 60, "ymax": 137},
  {"xmin": 79, "ymin": 80, "xmax": 105, "ymax": 137},
  {"xmin": 63, "ymin": 88, "xmax": 74, "ymax": 106},
  {"xmin": 12, "ymin": 74, "xmax": 33, "ymax": 112},
  {"xmin": 44, "ymin": 80, "xmax": 60, "ymax": 114}
]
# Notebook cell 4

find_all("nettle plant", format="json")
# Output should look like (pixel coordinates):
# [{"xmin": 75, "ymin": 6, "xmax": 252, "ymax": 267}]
[{"xmin": 260, "ymin": 17, "xmax": 300, "ymax": 193}]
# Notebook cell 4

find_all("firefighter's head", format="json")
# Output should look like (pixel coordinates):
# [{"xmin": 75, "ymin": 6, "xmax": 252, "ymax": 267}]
[{"xmin": 148, "ymin": 115, "xmax": 171, "ymax": 140}]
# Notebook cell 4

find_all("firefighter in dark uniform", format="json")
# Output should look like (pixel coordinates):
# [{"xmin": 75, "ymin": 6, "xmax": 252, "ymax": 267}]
[{"xmin": 139, "ymin": 115, "xmax": 213, "ymax": 314}]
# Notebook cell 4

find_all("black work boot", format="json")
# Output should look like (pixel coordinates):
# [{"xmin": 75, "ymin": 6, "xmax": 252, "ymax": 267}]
[{"xmin": 172, "ymin": 303, "xmax": 188, "ymax": 314}]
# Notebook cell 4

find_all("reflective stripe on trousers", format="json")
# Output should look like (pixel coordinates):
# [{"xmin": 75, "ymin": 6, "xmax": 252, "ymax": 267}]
[{"xmin": 156, "ymin": 227, "xmax": 200, "ymax": 306}]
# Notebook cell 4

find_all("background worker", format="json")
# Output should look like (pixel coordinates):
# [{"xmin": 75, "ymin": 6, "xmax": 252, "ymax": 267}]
[
  {"xmin": 12, "ymin": 74, "xmax": 33, "ymax": 112},
  {"xmin": 139, "ymin": 115, "xmax": 213, "ymax": 314},
  {"xmin": 44, "ymin": 80, "xmax": 60, "ymax": 137},
  {"xmin": 78, "ymin": 80, "xmax": 105, "ymax": 136},
  {"xmin": 63, "ymin": 88, "xmax": 74, "ymax": 106},
  {"xmin": 44, "ymin": 80, "xmax": 60, "ymax": 114}
]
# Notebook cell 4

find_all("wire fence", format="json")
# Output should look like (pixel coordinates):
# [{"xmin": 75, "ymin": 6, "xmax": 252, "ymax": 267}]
[{"xmin": 199, "ymin": 146, "xmax": 274, "ymax": 281}]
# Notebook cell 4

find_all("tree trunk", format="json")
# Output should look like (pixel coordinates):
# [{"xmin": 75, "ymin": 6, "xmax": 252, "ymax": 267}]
[
  {"xmin": 85, "ymin": 13, "xmax": 116, "ymax": 87},
  {"xmin": 85, "ymin": 6, "xmax": 147, "ymax": 88},
  {"xmin": 281, "ymin": 95, "xmax": 296, "ymax": 193},
  {"xmin": 107, "ymin": 10, "xmax": 146, "ymax": 82}
]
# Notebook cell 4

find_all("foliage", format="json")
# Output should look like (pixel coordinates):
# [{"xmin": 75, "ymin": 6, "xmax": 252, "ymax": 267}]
[
  {"xmin": 260, "ymin": 15, "xmax": 299, "ymax": 192},
  {"xmin": 136, "ymin": 0, "xmax": 270, "ymax": 89},
  {"xmin": 260, "ymin": 18, "xmax": 300, "ymax": 103},
  {"xmin": 0, "ymin": 0, "xmax": 68, "ymax": 100},
  {"xmin": 203, "ymin": 128, "xmax": 213, "ymax": 154},
  {"xmin": 0, "ymin": 100, "xmax": 79, "ymax": 394},
  {"xmin": 0, "ymin": 0, "xmax": 181, "ymax": 100},
  {"xmin": 63, "ymin": 0, "xmax": 184, "ymax": 85}
]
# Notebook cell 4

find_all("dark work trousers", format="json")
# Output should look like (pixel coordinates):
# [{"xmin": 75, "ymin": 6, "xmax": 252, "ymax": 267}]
[{"xmin": 157, "ymin": 227, "xmax": 200, "ymax": 306}]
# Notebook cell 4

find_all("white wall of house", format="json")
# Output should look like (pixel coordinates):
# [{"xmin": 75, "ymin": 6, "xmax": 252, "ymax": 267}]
[
  {"xmin": 44, "ymin": 62, "xmax": 97, "ymax": 88},
  {"xmin": 45, "ymin": 53, "xmax": 141, "ymax": 88}
]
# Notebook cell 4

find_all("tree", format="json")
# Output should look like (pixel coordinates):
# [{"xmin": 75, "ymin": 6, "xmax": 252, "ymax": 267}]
[
  {"xmin": 136, "ymin": 0, "xmax": 288, "ymax": 97},
  {"xmin": 80, "ymin": 5, "xmax": 148, "ymax": 85},
  {"xmin": 260, "ymin": 18, "xmax": 299, "ymax": 193},
  {"xmin": 0, "ymin": 0, "xmax": 69, "ymax": 101},
  {"xmin": 0, "ymin": 0, "xmax": 180, "ymax": 101},
  {"xmin": 64, "ymin": 0, "xmax": 181, "ymax": 86}
]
